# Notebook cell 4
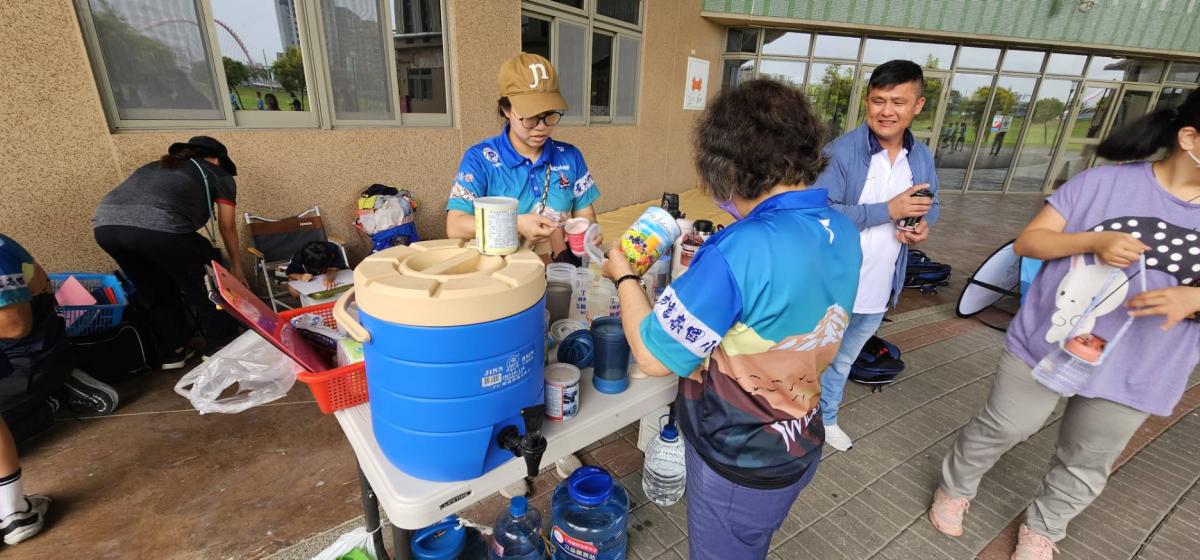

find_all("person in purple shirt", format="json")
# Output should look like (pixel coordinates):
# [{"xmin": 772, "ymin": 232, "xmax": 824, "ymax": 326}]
[{"xmin": 929, "ymin": 90, "xmax": 1200, "ymax": 560}]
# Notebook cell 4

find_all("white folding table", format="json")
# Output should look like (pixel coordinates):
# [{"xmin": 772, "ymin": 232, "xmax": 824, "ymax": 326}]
[{"xmin": 334, "ymin": 367, "xmax": 678, "ymax": 559}]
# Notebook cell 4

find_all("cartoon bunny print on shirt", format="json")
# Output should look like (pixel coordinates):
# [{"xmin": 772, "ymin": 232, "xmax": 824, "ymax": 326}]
[{"xmin": 1046, "ymin": 254, "xmax": 1129, "ymax": 344}]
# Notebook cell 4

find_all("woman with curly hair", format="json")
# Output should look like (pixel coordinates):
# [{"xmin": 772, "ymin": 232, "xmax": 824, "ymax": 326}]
[{"xmin": 602, "ymin": 79, "xmax": 862, "ymax": 560}]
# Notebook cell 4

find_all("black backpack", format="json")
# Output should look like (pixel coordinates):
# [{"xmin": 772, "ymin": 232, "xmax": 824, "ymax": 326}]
[
  {"xmin": 848, "ymin": 336, "xmax": 905, "ymax": 391},
  {"xmin": 68, "ymin": 323, "xmax": 157, "ymax": 384},
  {"xmin": 904, "ymin": 249, "xmax": 952, "ymax": 294}
]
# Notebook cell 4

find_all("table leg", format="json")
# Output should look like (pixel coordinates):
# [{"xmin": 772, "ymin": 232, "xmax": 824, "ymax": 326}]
[
  {"xmin": 359, "ymin": 466, "xmax": 391, "ymax": 560},
  {"xmin": 391, "ymin": 527, "xmax": 413, "ymax": 560}
]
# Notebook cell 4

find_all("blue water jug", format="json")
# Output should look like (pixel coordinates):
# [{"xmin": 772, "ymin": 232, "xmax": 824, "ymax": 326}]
[
  {"xmin": 550, "ymin": 466, "xmax": 629, "ymax": 560},
  {"xmin": 341, "ymin": 241, "xmax": 549, "ymax": 481},
  {"xmin": 490, "ymin": 496, "xmax": 546, "ymax": 560}
]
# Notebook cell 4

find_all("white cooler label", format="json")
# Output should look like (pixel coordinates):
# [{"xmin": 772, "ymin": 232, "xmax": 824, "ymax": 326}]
[{"xmin": 481, "ymin": 348, "xmax": 536, "ymax": 389}]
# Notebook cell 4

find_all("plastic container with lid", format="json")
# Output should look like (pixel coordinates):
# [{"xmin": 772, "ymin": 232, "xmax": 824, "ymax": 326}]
[
  {"xmin": 590, "ymin": 317, "xmax": 630, "ymax": 394},
  {"xmin": 334, "ymin": 239, "xmax": 546, "ymax": 481},
  {"xmin": 551, "ymin": 466, "xmax": 629, "ymax": 560},
  {"xmin": 491, "ymin": 496, "xmax": 546, "ymax": 560},
  {"xmin": 412, "ymin": 515, "xmax": 467, "ymax": 560}
]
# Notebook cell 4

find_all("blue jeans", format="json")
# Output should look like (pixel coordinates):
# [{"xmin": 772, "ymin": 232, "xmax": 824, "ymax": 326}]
[
  {"xmin": 684, "ymin": 441, "xmax": 816, "ymax": 560},
  {"xmin": 819, "ymin": 311, "xmax": 886, "ymax": 426}
]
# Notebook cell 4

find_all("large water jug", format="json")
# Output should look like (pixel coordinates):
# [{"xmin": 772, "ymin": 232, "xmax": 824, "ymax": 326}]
[
  {"xmin": 337, "ymin": 239, "xmax": 547, "ymax": 481},
  {"xmin": 642, "ymin": 423, "xmax": 686, "ymax": 506},
  {"xmin": 490, "ymin": 496, "xmax": 546, "ymax": 560},
  {"xmin": 550, "ymin": 466, "xmax": 629, "ymax": 560}
]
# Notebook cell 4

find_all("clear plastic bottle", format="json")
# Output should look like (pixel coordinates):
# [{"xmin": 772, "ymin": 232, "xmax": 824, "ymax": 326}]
[
  {"xmin": 490, "ymin": 496, "xmax": 546, "ymax": 560},
  {"xmin": 641, "ymin": 423, "xmax": 686, "ymax": 506},
  {"xmin": 551, "ymin": 466, "xmax": 629, "ymax": 560}
]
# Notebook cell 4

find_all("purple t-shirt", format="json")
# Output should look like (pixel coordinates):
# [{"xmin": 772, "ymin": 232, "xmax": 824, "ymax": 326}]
[{"xmin": 1007, "ymin": 162, "xmax": 1200, "ymax": 416}]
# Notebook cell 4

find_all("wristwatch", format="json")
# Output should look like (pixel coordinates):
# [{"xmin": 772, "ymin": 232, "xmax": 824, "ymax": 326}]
[{"xmin": 615, "ymin": 274, "xmax": 644, "ymax": 290}]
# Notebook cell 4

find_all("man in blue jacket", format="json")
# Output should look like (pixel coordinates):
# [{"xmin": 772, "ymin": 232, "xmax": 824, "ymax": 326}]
[{"xmin": 814, "ymin": 59, "xmax": 941, "ymax": 451}]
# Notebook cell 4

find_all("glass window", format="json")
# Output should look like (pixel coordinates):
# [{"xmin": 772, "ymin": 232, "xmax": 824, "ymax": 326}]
[
  {"xmin": 968, "ymin": 76, "xmax": 1037, "ymax": 192},
  {"xmin": 392, "ymin": 0, "xmax": 447, "ymax": 115},
  {"xmin": 85, "ymin": 0, "xmax": 225, "ymax": 120},
  {"xmin": 1001, "ymin": 50, "xmax": 1045, "ymax": 73},
  {"xmin": 590, "ymin": 33, "xmax": 613, "ymax": 118},
  {"xmin": 211, "ymin": 0, "xmax": 311, "ymax": 113},
  {"xmin": 1087, "ymin": 56, "xmax": 1165, "ymax": 82},
  {"xmin": 806, "ymin": 63, "xmax": 855, "ymax": 140},
  {"xmin": 1167, "ymin": 62, "xmax": 1200, "ymax": 84},
  {"xmin": 1010, "ymin": 80, "xmax": 1077, "ymax": 192},
  {"xmin": 596, "ymin": 0, "xmax": 640, "ymax": 26},
  {"xmin": 520, "ymin": 14, "xmax": 552, "ymax": 60},
  {"xmin": 761, "ymin": 30, "xmax": 810, "ymax": 57},
  {"xmin": 726, "ymin": 27, "xmax": 759, "ymax": 54},
  {"xmin": 758, "ymin": 59, "xmax": 806, "ymax": 86},
  {"xmin": 548, "ymin": 0, "xmax": 583, "ymax": 8},
  {"xmin": 1045, "ymin": 53, "xmax": 1087, "ymax": 76},
  {"xmin": 614, "ymin": 35, "xmax": 640, "ymax": 122},
  {"xmin": 812, "ymin": 34, "xmax": 860, "ymax": 60},
  {"xmin": 1157, "ymin": 87, "xmax": 1196, "ymax": 111},
  {"xmin": 862, "ymin": 38, "xmax": 953, "ymax": 69},
  {"xmin": 1049, "ymin": 85, "xmax": 1118, "ymax": 190},
  {"xmin": 721, "ymin": 59, "xmax": 755, "ymax": 90},
  {"xmin": 320, "ymin": 0, "xmax": 393, "ymax": 121},
  {"xmin": 934, "ymin": 73, "xmax": 995, "ymax": 190},
  {"xmin": 555, "ymin": 19, "xmax": 587, "ymax": 120},
  {"xmin": 956, "ymin": 47, "xmax": 1001, "ymax": 70}
]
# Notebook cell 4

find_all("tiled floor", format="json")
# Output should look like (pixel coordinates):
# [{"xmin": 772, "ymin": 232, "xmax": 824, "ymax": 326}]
[{"xmin": 22, "ymin": 189, "xmax": 1200, "ymax": 560}]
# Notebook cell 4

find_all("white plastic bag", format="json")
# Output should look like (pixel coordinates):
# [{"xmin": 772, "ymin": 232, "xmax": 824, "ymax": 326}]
[
  {"xmin": 174, "ymin": 331, "xmax": 301, "ymax": 414},
  {"xmin": 311, "ymin": 527, "xmax": 380, "ymax": 560}
]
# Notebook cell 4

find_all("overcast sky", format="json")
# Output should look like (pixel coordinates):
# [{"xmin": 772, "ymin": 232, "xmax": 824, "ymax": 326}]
[{"xmin": 209, "ymin": 0, "xmax": 288, "ymax": 66}]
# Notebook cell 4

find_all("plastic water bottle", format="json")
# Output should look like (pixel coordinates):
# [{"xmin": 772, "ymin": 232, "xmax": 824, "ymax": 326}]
[
  {"xmin": 642, "ymin": 423, "xmax": 686, "ymax": 506},
  {"xmin": 490, "ymin": 496, "xmax": 546, "ymax": 560},
  {"xmin": 551, "ymin": 466, "xmax": 629, "ymax": 560}
]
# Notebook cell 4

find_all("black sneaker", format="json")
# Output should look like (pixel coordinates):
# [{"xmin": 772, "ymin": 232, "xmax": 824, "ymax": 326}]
[
  {"xmin": 161, "ymin": 347, "xmax": 198, "ymax": 370},
  {"xmin": 0, "ymin": 495, "xmax": 50, "ymax": 545},
  {"xmin": 64, "ymin": 370, "xmax": 119, "ymax": 416}
]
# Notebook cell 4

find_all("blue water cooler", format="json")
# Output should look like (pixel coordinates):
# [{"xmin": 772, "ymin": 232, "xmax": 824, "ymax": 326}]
[{"xmin": 338, "ymin": 239, "xmax": 549, "ymax": 481}]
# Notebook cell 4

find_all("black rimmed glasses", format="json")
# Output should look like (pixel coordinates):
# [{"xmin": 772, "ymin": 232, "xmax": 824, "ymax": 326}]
[{"xmin": 517, "ymin": 111, "xmax": 564, "ymax": 129}]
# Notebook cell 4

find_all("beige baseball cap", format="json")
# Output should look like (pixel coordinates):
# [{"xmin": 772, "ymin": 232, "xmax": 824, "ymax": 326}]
[{"xmin": 498, "ymin": 53, "xmax": 568, "ymax": 117}]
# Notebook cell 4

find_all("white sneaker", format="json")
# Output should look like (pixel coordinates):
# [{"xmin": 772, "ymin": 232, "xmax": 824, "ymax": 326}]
[
  {"xmin": 555, "ymin": 454, "xmax": 583, "ymax": 479},
  {"xmin": 825, "ymin": 424, "xmax": 854, "ymax": 451},
  {"xmin": 1, "ymin": 496, "xmax": 50, "ymax": 545},
  {"xmin": 500, "ymin": 479, "xmax": 529, "ymax": 499}
]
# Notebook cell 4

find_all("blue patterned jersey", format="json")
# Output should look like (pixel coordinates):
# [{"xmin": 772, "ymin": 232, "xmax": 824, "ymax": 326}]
[
  {"xmin": 446, "ymin": 125, "xmax": 600, "ymax": 222},
  {"xmin": 640, "ymin": 189, "xmax": 861, "ymax": 487}
]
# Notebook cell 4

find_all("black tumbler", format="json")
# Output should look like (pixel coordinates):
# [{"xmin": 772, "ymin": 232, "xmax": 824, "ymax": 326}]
[{"xmin": 898, "ymin": 188, "xmax": 933, "ymax": 231}]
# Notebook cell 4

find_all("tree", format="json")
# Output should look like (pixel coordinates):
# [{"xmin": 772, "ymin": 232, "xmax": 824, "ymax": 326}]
[
  {"xmin": 272, "ymin": 46, "xmax": 306, "ymax": 96},
  {"xmin": 222, "ymin": 57, "xmax": 250, "ymax": 107},
  {"xmin": 223, "ymin": 57, "xmax": 250, "ymax": 88},
  {"xmin": 1031, "ymin": 97, "xmax": 1067, "ymax": 143}
]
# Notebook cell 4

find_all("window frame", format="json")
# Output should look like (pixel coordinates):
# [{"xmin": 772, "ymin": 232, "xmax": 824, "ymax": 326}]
[
  {"xmin": 522, "ymin": 0, "xmax": 642, "ymax": 126},
  {"xmin": 74, "ymin": 0, "xmax": 453, "ymax": 131}
]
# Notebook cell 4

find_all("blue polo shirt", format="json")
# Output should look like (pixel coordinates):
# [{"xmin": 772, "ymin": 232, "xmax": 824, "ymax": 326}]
[
  {"xmin": 640, "ymin": 189, "xmax": 862, "ymax": 488},
  {"xmin": 446, "ymin": 125, "xmax": 600, "ymax": 220}
]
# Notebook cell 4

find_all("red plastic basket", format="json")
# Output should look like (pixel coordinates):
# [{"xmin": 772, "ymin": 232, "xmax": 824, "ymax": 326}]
[{"xmin": 278, "ymin": 303, "xmax": 369, "ymax": 414}]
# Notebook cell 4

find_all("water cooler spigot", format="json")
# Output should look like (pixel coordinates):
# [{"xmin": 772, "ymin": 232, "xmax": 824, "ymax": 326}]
[{"xmin": 498, "ymin": 405, "xmax": 548, "ymax": 480}]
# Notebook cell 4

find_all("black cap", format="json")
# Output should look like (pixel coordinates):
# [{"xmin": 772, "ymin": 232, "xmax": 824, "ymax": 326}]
[{"xmin": 168, "ymin": 136, "xmax": 237, "ymax": 176}]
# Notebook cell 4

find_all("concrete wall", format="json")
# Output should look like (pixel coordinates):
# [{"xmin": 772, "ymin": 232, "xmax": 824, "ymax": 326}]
[{"xmin": 0, "ymin": 0, "xmax": 724, "ymax": 272}]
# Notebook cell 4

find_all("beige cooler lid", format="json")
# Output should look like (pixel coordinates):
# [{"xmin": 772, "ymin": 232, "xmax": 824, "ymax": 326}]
[{"xmin": 354, "ymin": 239, "xmax": 546, "ymax": 326}]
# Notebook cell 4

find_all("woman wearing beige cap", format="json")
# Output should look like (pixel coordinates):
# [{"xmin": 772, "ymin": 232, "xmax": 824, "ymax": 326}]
[{"xmin": 445, "ymin": 53, "xmax": 601, "ymax": 263}]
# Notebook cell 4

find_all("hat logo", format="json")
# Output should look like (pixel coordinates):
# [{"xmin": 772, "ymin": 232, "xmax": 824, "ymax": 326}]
[{"xmin": 528, "ymin": 63, "xmax": 550, "ymax": 89}]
